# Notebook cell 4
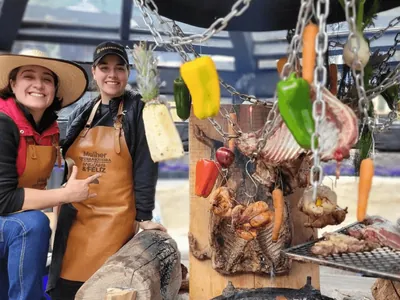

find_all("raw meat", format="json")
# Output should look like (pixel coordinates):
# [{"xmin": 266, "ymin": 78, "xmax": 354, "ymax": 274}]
[
  {"xmin": 347, "ymin": 216, "xmax": 400, "ymax": 250},
  {"xmin": 236, "ymin": 87, "xmax": 358, "ymax": 164}
]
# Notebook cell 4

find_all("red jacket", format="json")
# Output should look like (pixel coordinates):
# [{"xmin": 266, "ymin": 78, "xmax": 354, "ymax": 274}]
[{"xmin": 0, "ymin": 97, "xmax": 59, "ymax": 176}]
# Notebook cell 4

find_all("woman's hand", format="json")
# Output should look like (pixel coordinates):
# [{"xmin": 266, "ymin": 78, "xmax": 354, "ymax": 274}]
[
  {"xmin": 139, "ymin": 220, "xmax": 167, "ymax": 232},
  {"xmin": 62, "ymin": 166, "xmax": 102, "ymax": 203}
]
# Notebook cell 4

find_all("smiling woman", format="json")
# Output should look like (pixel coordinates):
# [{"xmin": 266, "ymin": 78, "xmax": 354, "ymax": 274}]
[
  {"xmin": 47, "ymin": 41, "xmax": 163, "ymax": 300},
  {"xmin": 92, "ymin": 54, "xmax": 129, "ymax": 104},
  {"xmin": 0, "ymin": 50, "xmax": 103, "ymax": 300},
  {"xmin": 9, "ymin": 66, "xmax": 58, "ymax": 123}
]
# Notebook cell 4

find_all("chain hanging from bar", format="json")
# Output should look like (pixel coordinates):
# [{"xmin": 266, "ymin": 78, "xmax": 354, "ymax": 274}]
[
  {"xmin": 251, "ymin": 0, "xmax": 314, "ymax": 160},
  {"xmin": 329, "ymin": 15, "xmax": 400, "ymax": 132},
  {"xmin": 328, "ymin": 16, "xmax": 400, "ymax": 49},
  {"xmin": 310, "ymin": 0, "xmax": 329, "ymax": 201},
  {"xmin": 136, "ymin": 0, "xmax": 251, "ymax": 47},
  {"xmin": 134, "ymin": 0, "xmax": 273, "ymax": 141},
  {"xmin": 344, "ymin": 0, "xmax": 375, "ymax": 134},
  {"xmin": 369, "ymin": 16, "xmax": 400, "ymax": 42}
]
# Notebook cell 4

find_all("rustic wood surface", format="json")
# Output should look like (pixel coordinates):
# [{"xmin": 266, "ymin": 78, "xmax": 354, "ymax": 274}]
[
  {"xmin": 105, "ymin": 288, "xmax": 137, "ymax": 300},
  {"xmin": 189, "ymin": 105, "xmax": 320, "ymax": 299},
  {"xmin": 75, "ymin": 230, "xmax": 182, "ymax": 300},
  {"xmin": 372, "ymin": 279, "xmax": 400, "ymax": 300}
]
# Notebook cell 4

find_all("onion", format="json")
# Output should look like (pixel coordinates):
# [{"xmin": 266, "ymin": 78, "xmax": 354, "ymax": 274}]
[{"xmin": 342, "ymin": 33, "xmax": 370, "ymax": 70}]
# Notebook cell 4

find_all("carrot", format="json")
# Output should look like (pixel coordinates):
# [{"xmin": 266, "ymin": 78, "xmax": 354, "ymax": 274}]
[
  {"xmin": 357, "ymin": 158, "xmax": 374, "ymax": 222},
  {"xmin": 272, "ymin": 188, "xmax": 284, "ymax": 242},
  {"xmin": 329, "ymin": 64, "xmax": 338, "ymax": 95},
  {"xmin": 302, "ymin": 23, "xmax": 319, "ymax": 84},
  {"xmin": 277, "ymin": 57, "xmax": 288, "ymax": 75}
]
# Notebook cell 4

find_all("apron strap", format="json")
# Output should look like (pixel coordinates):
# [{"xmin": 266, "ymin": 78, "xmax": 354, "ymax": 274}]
[
  {"xmin": 51, "ymin": 135, "xmax": 62, "ymax": 168},
  {"xmin": 25, "ymin": 136, "xmax": 37, "ymax": 159},
  {"xmin": 113, "ymin": 101, "xmax": 124, "ymax": 154},
  {"xmin": 80, "ymin": 100, "xmax": 102, "ymax": 138}
]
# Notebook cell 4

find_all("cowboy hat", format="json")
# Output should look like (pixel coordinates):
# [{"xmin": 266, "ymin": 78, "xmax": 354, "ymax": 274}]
[{"xmin": 0, "ymin": 49, "xmax": 88, "ymax": 108}]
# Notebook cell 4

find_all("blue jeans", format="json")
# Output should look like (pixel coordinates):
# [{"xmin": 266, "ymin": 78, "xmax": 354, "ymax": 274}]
[{"xmin": 0, "ymin": 210, "xmax": 51, "ymax": 300}]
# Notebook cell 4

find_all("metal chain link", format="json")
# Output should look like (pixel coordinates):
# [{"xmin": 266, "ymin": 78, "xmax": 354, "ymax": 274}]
[
  {"xmin": 310, "ymin": 0, "xmax": 329, "ymax": 201},
  {"xmin": 369, "ymin": 16, "xmax": 400, "ymax": 42},
  {"xmin": 136, "ymin": 0, "xmax": 269, "ymax": 109},
  {"xmin": 344, "ymin": 0, "xmax": 375, "ymax": 133},
  {"xmin": 134, "ymin": 0, "xmax": 276, "ymax": 141},
  {"xmin": 345, "ymin": 0, "xmax": 400, "ymax": 134},
  {"xmin": 170, "ymin": 22, "xmax": 271, "ymax": 107},
  {"xmin": 251, "ymin": 0, "xmax": 314, "ymax": 160},
  {"xmin": 280, "ymin": 0, "xmax": 313, "ymax": 79},
  {"xmin": 329, "ymin": 16, "xmax": 400, "ymax": 49},
  {"xmin": 135, "ymin": 0, "xmax": 251, "ymax": 47},
  {"xmin": 370, "ymin": 31, "xmax": 400, "ymax": 86}
]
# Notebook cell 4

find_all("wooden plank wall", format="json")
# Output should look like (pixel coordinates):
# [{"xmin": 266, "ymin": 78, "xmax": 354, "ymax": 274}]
[{"xmin": 188, "ymin": 105, "xmax": 320, "ymax": 299}]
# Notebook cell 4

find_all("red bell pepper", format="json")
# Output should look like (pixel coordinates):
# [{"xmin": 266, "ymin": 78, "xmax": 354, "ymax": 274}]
[{"xmin": 195, "ymin": 159, "xmax": 220, "ymax": 198}]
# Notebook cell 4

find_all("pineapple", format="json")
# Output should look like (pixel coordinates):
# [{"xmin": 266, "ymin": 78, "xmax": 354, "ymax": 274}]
[{"xmin": 132, "ymin": 42, "xmax": 184, "ymax": 162}]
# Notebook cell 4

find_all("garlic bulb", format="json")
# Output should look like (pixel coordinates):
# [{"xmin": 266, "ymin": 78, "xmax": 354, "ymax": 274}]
[{"xmin": 343, "ymin": 33, "xmax": 370, "ymax": 70}]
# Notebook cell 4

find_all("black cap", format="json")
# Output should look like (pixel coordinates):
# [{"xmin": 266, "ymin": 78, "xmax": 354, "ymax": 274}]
[{"xmin": 93, "ymin": 41, "xmax": 129, "ymax": 66}]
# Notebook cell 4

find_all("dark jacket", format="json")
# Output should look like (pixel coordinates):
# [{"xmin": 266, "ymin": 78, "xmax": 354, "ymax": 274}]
[{"xmin": 47, "ymin": 90, "xmax": 158, "ymax": 293}]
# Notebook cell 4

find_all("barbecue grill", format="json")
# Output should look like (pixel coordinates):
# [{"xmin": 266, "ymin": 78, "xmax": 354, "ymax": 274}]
[
  {"xmin": 284, "ymin": 222, "xmax": 400, "ymax": 281},
  {"xmin": 211, "ymin": 276, "xmax": 335, "ymax": 300}
]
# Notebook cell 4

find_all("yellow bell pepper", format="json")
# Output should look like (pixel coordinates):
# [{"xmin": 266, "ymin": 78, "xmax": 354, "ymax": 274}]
[{"xmin": 180, "ymin": 56, "xmax": 220, "ymax": 120}]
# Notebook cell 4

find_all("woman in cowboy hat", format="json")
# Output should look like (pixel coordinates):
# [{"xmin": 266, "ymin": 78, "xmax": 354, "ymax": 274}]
[
  {"xmin": 47, "ymin": 41, "xmax": 165, "ymax": 299},
  {"xmin": 0, "ymin": 49, "xmax": 101, "ymax": 300}
]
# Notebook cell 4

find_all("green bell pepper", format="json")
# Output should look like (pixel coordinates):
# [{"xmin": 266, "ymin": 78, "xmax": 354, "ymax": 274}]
[
  {"xmin": 173, "ymin": 76, "xmax": 192, "ymax": 121},
  {"xmin": 277, "ymin": 72, "xmax": 315, "ymax": 149}
]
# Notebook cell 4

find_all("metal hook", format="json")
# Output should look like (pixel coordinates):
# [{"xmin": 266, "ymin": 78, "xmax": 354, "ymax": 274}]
[
  {"xmin": 370, "ymin": 131, "xmax": 376, "ymax": 159},
  {"xmin": 326, "ymin": 176, "xmax": 335, "ymax": 190},
  {"xmin": 275, "ymin": 168, "xmax": 284, "ymax": 191},
  {"xmin": 358, "ymin": 122, "xmax": 366, "ymax": 142},
  {"xmin": 244, "ymin": 160, "xmax": 258, "ymax": 199}
]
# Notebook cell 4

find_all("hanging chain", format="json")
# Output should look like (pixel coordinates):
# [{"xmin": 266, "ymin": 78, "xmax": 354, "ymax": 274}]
[
  {"xmin": 170, "ymin": 22, "xmax": 271, "ymax": 107},
  {"xmin": 368, "ymin": 16, "xmax": 400, "ymax": 42},
  {"xmin": 250, "ymin": 0, "xmax": 314, "ymax": 160},
  {"xmin": 134, "ymin": 0, "xmax": 275, "ymax": 140},
  {"xmin": 328, "ymin": 16, "xmax": 400, "ymax": 49},
  {"xmin": 371, "ymin": 31, "xmax": 400, "ymax": 86},
  {"xmin": 367, "ymin": 62, "xmax": 400, "ymax": 98},
  {"xmin": 310, "ymin": 0, "xmax": 329, "ymax": 201},
  {"xmin": 135, "ymin": 0, "xmax": 251, "ymax": 47},
  {"xmin": 344, "ymin": 0, "xmax": 374, "ymax": 132}
]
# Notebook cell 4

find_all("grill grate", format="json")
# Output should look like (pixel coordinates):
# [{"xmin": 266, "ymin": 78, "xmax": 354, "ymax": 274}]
[{"xmin": 283, "ymin": 222, "xmax": 400, "ymax": 281}]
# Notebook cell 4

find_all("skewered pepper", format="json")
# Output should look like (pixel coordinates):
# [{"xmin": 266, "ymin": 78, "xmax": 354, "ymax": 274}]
[
  {"xmin": 173, "ymin": 76, "xmax": 191, "ymax": 121},
  {"xmin": 195, "ymin": 159, "xmax": 220, "ymax": 198},
  {"xmin": 277, "ymin": 72, "xmax": 315, "ymax": 149},
  {"xmin": 180, "ymin": 56, "xmax": 220, "ymax": 120}
]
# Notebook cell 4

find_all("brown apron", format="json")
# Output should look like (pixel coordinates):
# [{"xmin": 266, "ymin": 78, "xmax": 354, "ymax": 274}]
[
  {"xmin": 60, "ymin": 100, "xmax": 136, "ymax": 282},
  {"xmin": 18, "ymin": 135, "xmax": 59, "ymax": 189}
]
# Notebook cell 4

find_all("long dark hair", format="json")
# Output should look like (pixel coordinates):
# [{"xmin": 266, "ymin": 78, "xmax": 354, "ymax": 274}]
[{"xmin": 0, "ymin": 67, "xmax": 63, "ymax": 112}]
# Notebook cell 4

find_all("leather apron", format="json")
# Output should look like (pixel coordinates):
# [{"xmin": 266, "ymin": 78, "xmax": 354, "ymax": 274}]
[
  {"xmin": 18, "ymin": 135, "xmax": 59, "ymax": 189},
  {"xmin": 60, "ymin": 100, "xmax": 136, "ymax": 282}
]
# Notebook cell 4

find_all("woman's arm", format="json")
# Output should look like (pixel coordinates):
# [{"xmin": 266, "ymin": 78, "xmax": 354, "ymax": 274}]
[
  {"xmin": 132, "ymin": 105, "xmax": 159, "ymax": 221},
  {"xmin": 0, "ymin": 114, "xmax": 25, "ymax": 213},
  {"xmin": 0, "ymin": 114, "xmax": 100, "ymax": 214}
]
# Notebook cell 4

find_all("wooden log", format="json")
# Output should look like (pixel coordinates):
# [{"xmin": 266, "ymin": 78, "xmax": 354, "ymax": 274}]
[
  {"xmin": 371, "ymin": 279, "xmax": 400, "ymax": 300},
  {"xmin": 75, "ymin": 230, "xmax": 182, "ymax": 300},
  {"xmin": 105, "ymin": 288, "xmax": 137, "ymax": 300}
]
